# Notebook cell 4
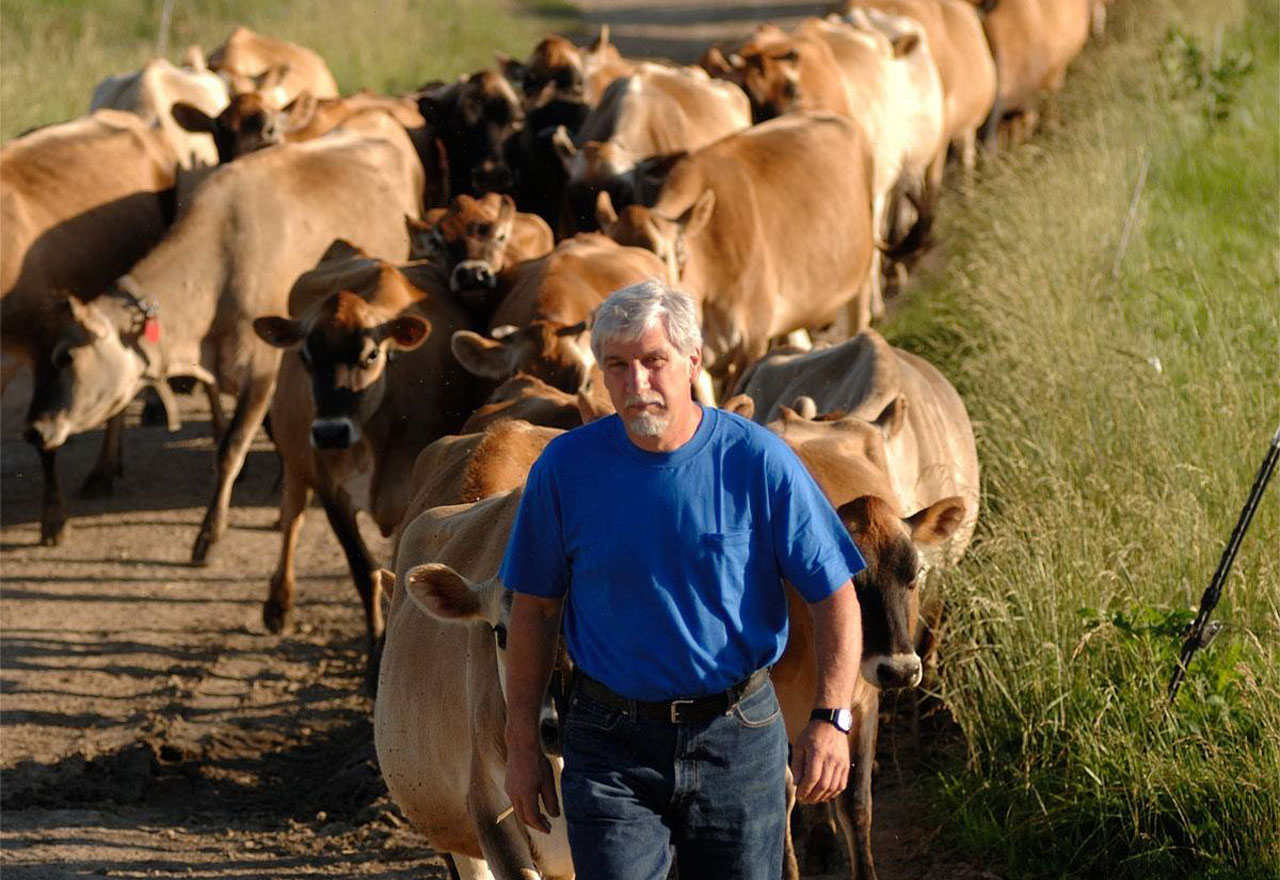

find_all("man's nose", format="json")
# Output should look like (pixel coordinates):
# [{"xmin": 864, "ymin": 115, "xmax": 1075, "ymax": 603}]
[{"xmin": 626, "ymin": 363, "xmax": 649, "ymax": 393}]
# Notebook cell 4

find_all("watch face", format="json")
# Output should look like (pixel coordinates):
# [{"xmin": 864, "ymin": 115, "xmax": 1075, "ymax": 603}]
[{"xmin": 835, "ymin": 708, "xmax": 853, "ymax": 732}]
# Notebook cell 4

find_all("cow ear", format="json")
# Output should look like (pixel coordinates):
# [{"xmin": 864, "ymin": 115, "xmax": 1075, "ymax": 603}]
[
  {"xmin": 873, "ymin": 394, "xmax": 907, "ymax": 439},
  {"xmin": 681, "ymin": 189, "xmax": 716, "ymax": 238},
  {"xmin": 375, "ymin": 567, "xmax": 396, "ymax": 601},
  {"xmin": 451, "ymin": 330, "xmax": 518, "ymax": 380},
  {"xmin": 891, "ymin": 32, "xmax": 921, "ymax": 58},
  {"xmin": 555, "ymin": 320, "xmax": 588, "ymax": 338},
  {"xmin": 596, "ymin": 190, "xmax": 619, "ymax": 229},
  {"xmin": 496, "ymin": 193, "xmax": 517, "ymax": 234},
  {"xmin": 701, "ymin": 46, "xmax": 735, "ymax": 77},
  {"xmin": 551, "ymin": 124, "xmax": 577, "ymax": 167},
  {"xmin": 496, "ymin": 51, "xmax": 526, "ymax": 85},
  {"xmin": 183, "ymin": 44, "xmax": 208, "ymax": 72},
  {"xmin": 721, "ymin": 393, "xmax": 755, "ymax": 419},
  {"xmin": 589, "ymin": 24, "xmax": 611, "ymax": 52},
  {"xmin": 320, "ymin": 238, "xmax": 366, "ymax": 264},
  {"xmin": 836, "ymin": 496, "xmax": 875, "ymax": 534},
  {"xmin": 379, "ymin": 315, "xmax": 431, "ymax": 350},
  {"xmin": 405, "ymin": 214, "xmax": 433, "ymax": 259},
  {"xmin": 405, "ymin": 563, "xmax": 482, "ymax": 620},
  {"xmin": 171, "ymin": 102, "xmax": 216, "ymax": 134},
  {"xmin": 791, "ymin": 395, "xmax": 818, "ymax": 420},
  {"xmin": 254, "ymin": 316, "xmax": 306, "ymax": 348},
  {"xmin": 282, "ymin": 89, "xmax": 318, "ymax": 130},
  {"xmin": 906, "ymin": 496, "xmax": 966, "ymax": 546}
]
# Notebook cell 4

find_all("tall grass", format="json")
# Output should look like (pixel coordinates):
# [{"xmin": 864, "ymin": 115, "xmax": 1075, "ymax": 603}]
[
  {"xmin": 883, "ymin": 0, "xmax": 1279, "ymax": 876},
  {"xmin": 0, "ymin": 0, "xmax": 566, "ymax": 139}
]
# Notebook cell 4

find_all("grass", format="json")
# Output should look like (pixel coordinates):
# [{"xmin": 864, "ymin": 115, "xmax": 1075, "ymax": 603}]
[
  {"xmin": 0, "ymin": 0, "xmax": 572, "ymax": 139},
  {"xmin": 881, "ymin": 0, "xmax": 1280, "ymax": 876}
]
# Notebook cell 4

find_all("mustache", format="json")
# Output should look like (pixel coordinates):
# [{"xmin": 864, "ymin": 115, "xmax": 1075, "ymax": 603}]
[{"xmin": 623, "ymin": 394, "xmax": 664, "ymax": 408}]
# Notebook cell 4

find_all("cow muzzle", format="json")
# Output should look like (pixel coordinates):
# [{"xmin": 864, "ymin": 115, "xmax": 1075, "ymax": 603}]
[
  {"xmin": 861, "ymin": 653, "xmax": 923, "ymax": 690},
  {"xmin": 310, "ymin": 417, "xmax": 359, "ymax": 450},
  {"xmin": 24, "ymin": 419, "xmax": 70, "ymax": 452},
  {"xmin": 450, "ymin": 260, "xmax": 497, "ymax": 292}
]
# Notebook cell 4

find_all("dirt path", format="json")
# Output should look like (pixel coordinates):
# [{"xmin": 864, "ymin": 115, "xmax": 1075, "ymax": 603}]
[{"xmin": 2, "ymin": 3, "xmax": 995, "ymax": 879}]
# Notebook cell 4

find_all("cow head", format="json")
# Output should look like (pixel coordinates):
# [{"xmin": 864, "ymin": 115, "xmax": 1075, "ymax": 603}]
[
  {"xmin": 703, "ymin": 41, "xmax": 801, "ymax": 123},
  {"xmin": 410, "ymin": 194, "xmax": 520, "ymax": 297},
  {"xmin": 24, "ymin": 290, "xmax": 153, "ymax": 453},
  {"xmin": 451, "ymin": 321, "xmax": 594, "ymax": 392},
  {"xmin": 596, "ymin": 188, "xmax": 713, "ymax": 283},
  {"xmin": 404, "ymin": 561, "xmax": 573, "ymax": 756},
  {"xmin": 171, "ymin": 89, "xmax": 317, "ymax": 162},
  {"xmin": 499, "ymin": 34, "xmax": 585, "ymax": 103},
  {"xmin": 254, "ymin": 288, "xmax": 430, "ymax": 450},
  {"xmin": 772, "ymin": 403, "xmax": 966, "ymax": 690},
  {"xmin": 420, "ymin": 70, "xmax": 524, "ymax": 195},
  {"xmin": 552, "ymin": 131, "xmax": 665, "ymax": 234}
]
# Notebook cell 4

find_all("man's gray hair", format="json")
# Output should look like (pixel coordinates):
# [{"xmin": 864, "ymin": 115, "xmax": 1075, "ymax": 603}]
[{"xmin": 590, "ymin": 279, "xmax": 703, "ymax": 361}]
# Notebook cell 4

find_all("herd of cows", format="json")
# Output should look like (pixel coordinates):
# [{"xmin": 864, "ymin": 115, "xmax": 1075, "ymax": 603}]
[{"xmin": 0, "ymin": 0, "xmax": 1116, "ymax": 877}]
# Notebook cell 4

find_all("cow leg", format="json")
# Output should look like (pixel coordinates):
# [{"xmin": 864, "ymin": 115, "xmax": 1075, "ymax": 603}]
[
  {"xmin": 191, "ymin": 372, "xmax": 276, "ymax": 565},
  {"xmin": 316, "ymin": 487, "xmax": 384, "ymax": 691},
  {"xmin": 959, "ymin": 130, "xmax": 978, "ymax": 182},
  {"xmin": 781, "ymin": 765, "xmax": 801, "ymax": 880},
  {"xmin": 263, "ymin": 459, "xmax": 312, "ymax": 635},
  {"xmin": 205, "ymin": 381, "xmax": 228, "ymax": 441},
  {"xmin": 35, "ymin": 444, "xmax": 67, "ymax": 546},
  {"xmin": 468, "ymin": 786, "xmax": 541, "ymax": 879},
  {"xmin": 449, "ymin": 855, "xmax": 496, "ymax": 880},
  {"xmin": 79, "ymin": 412, "xmax": 126, "ymax": 499},
  {"xmin": 834, "ymin": 693, "xmax": 880, "ymax": 880}
]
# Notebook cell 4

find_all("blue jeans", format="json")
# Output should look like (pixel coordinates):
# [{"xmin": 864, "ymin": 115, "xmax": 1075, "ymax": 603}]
[{"xmin": 559, "ymin": 678, "xmax": 789, "ymax": 880}]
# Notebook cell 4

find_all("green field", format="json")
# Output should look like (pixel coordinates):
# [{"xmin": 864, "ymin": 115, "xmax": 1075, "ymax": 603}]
[
  {"xmin": 881, "ymin": 0, "xmax": 1280, "ymax": 876},
  {"xmin": 0, "ymin": 0, "xmax": 567, "ymax": 139},
  {"xmin": 2, "ymin": 0, "xmax": 1275, "ymax": 877}
]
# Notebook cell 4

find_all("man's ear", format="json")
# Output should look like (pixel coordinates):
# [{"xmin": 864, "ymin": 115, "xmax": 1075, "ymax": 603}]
[{"xmin": 254, "ymin": 315, "xmax": 306, "ymax": 348}]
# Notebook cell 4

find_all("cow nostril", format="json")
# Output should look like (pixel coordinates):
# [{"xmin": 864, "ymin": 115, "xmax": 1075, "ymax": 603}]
[{"xmin": 311, "ymin": 421, "xmax": 354, "ymax": 450}]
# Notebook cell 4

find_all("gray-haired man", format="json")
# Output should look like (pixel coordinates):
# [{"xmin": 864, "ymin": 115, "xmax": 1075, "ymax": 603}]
[{"xmin": 500, "ymin": 280, "xmax": 865, "ymax": 878}]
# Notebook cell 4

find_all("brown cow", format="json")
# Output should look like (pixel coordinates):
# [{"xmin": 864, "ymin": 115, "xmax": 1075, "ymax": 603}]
[
  {"xmin": 502, "ymin": 26, "xmax": 638, "ymax": 107},
  {"xmin": 450, "ymin": 233, "xmax": 667, "ymax": 392},
  {"xmin": 24, "ymin": 118, "xmax": 424, "ymax": 563},
  {"xmin": 90, "ymin": 56, "xmax": 229, "ymax": 169},
  {"xmin": 596, "ymin": 112, "xmax": 877, "ymax": 385},
  {"xmin": 964, "ymin": 0, "xmax": 1092, "ymax": 144},
  {"xmin": 406, "ymin": 193, "xmax": 554, "ymax": 303},
  {"xmin": 843, "ymin": 0, "xmax": 997, "ymax": 174},
  {"xmin": 550, "ymin": 62, "xmax": 752, "ymax": 233},
  {"xmin": 461, "ymin": 371, "xmax": 614, "ymax": 433},
  {"xmin": 208, "ymin": 25, "xmax": 340, "ymax": 103},
  {"xmin": 251, "ymin": 253, "xmax": 477, "ymax": 682},
  {"xmin": 2, "ymin": 110, "xmax": 180, "ymax": 544}
]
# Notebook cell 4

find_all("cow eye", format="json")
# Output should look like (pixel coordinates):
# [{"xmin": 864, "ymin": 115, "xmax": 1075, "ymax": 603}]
[
  {"xmin": 475, "ymin": 223, "xmax": 492, "ymax": 237},
  {"xmin": 365, "ymin": 348, "xmax": 380, "ymax": 365},
  {"xmin": 53, "ymin": 348, "xmax": 73, "ymax": 368}
]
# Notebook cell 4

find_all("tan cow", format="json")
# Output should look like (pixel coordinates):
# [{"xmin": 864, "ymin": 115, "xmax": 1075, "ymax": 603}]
[
  {"xmin": 550, "ymin": 62, "xmax": 752, "ymax": 233},
  {"xmin": 461, "ymin": 371, "xmax": 614, "ymax": 433},
  {"xmin": 596, "ymin": 112, "xmax": 877, "ymax": 385},
  {"xmin": 90, "ymin": 56, "xmax": 229, "ymax": 169},
  {"xmin": 964, "ymin": 0, "xmax": 1092, "ymax": 144},
  {"xmin": 768, "ymin": 394, "xmax": 975, "ymax": 878},
  {"xmin": 208, "ymin": 25, "xmax": 340, "ymax": 103},
  {"xmin": 407, "ymin": 193, "xmax": 554, "ymax": 303},
  {"xmin": 1, "ymin": 110, "xmax": 180, "ymax": 544},
  {"xmin": 842, "ymin": 0, "xmax": 997, "ymax": 174},
  {"xmin": 24, "ymin": 117, "xmax": 424, "ymax": 564},
  {"xmin": 450, "ymin": 232, "xmax": 667, "ymax": 391},
  {"xmin": 251, "ymin": 253, "xmax": 477, "ymax": 682}
]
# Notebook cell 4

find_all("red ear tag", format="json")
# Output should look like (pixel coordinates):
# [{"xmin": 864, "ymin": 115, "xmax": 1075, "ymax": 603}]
[{"xmin": 143, "ymin": 316, "xmax": 161, "ymax": 343}]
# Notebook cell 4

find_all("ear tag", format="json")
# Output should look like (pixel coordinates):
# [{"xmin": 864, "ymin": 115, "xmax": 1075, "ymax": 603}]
[{"xmin": 143, "ymin": 315, "xmax": 161, "ymax": 343}]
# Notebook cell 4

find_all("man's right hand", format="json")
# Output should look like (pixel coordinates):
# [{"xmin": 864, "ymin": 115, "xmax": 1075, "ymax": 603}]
[{"xmin": 504, "ymin": 733, "xmax": 560, "ymax": 833}]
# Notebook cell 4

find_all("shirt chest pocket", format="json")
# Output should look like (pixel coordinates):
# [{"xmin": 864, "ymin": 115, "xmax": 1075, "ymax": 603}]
[{"xmin": 700, "ymin": 530, "xmax": 753, "ymax": 550}]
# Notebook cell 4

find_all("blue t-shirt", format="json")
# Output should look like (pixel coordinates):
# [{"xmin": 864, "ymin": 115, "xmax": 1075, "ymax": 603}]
[{"xmin": 499, "ymin": 405, "xmax": 865, "ymax": 701}]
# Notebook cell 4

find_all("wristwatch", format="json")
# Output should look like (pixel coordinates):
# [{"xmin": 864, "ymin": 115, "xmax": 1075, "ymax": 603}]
[{"xmin": 810, "ymin": 707, "xmax": 853, "ymax": 733}]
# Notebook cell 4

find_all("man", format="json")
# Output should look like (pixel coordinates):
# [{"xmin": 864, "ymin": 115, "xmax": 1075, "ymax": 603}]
[{"xmin": 501, "ymin": 280, "xmax": 865, "ymax": 878}]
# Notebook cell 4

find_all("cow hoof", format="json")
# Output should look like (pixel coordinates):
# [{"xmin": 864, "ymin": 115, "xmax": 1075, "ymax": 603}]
[
  {"xmin": 78, "ymin": 470, "xmax": 117, "ymax": 499},
  {"xmin": 39, "ymin": 522, "xmax": 66, "ymax": 547},
  {"xmin": 262, "ymin": 601, "xmax": 293, "ymax": 635},
  {"xmin": 139, "ymin": 395, "xmax": 168, "ymax": 427},
  {"xmin": 190, "ymin": 532, "xmax": 216, "ymax": 566}
]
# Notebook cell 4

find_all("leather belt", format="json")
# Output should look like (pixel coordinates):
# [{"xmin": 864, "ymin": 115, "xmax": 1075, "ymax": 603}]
[{"xmin": 574, "ymin": 668, "xmax": 770, "ymax": 724}]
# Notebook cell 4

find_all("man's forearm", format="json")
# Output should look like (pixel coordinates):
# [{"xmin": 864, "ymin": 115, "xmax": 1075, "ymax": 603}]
[
  {"xmin": 504, "ymin": 592, "xmax": 564, "ymax": 745},
  {"xmin": 810, "ymin": 580, "xmax": 861, "ymax": 708}
]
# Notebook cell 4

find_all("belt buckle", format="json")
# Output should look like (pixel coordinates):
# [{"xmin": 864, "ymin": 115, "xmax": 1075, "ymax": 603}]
[{"xmin": 669, "ymin": 698, "xmax": 695, "ymax": 724}]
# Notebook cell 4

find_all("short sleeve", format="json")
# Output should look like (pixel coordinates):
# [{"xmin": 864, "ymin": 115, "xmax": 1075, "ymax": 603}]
[
  {"xmin": 767, "ymin": 442, "xmax": 866, "ymax": 603},
  {"xmin": 499, "ymin": 453, "xmax": 570, "ymax": 598}
]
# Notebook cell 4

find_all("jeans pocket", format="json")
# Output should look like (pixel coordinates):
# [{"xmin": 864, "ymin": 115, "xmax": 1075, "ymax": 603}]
[
  {"xmin": 732, "ymin": 681, "xmax": 782, "ymax": 729},
  {"xmin": 565, "ymin": 692, "xmax": 624, "ymax": 734}
]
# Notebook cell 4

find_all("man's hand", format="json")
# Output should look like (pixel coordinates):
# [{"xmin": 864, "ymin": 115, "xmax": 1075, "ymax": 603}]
[
  {"xmin": 790, "ymin": 719, "xmax": 851, "ymax": 804},
  {"xmin": 504, "ymin": 733, "xmax": 560, "ymax": 833}
]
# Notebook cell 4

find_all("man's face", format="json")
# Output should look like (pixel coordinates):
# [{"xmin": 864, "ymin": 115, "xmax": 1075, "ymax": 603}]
[{"xmin": 600, "ymin": 322, "xmax": 698, "ymax": 438}]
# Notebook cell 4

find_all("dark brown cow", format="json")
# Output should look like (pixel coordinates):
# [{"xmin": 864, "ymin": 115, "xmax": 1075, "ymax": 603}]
[
  {"xmin": 597, "ymin": 113, "xmax": 877, "ymax": 385},
  {"xmin": 406, "ymin": 193, "xmax": 554, "ymax": 303},
  {"xmin": 418, "ymin": 70, "xmax": 524, "ymax": 198},
  {"xmin": 2, "ymin": 110, "xmax": 180, "ymax": 544},
  {"xmin": 450, "ymin": 233, "xmax": 667, "ymax": 392},
  {"xmin": 252, "ymin": 253, "xmax": 478, "ymax": 682}
]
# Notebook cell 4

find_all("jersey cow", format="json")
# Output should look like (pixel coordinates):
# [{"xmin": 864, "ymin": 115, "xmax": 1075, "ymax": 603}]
[
  {"xmin": 596, "ymin": 112, "xmax": 877, "ymax": 386},
  {"xmin": 418, "ymin": 69, "xmax": 524, "ymax": 198},
  {"xmin": 2, "ymin": 110, "xmax": 180, "ymax": 545},
  {"xmin": 551, "ymin": 62, "xmax": 751, "ymax": 233},
  {"xmin": 24, "ymin": 118, "xmax": 424, "ymax": 564},
  {"xmin": 252, "ymin": 251, "xmax": 477, "ymax": 684},
  {"xmin": 208, "ymin": 25, "xmax": 340, "ymax": 103}
]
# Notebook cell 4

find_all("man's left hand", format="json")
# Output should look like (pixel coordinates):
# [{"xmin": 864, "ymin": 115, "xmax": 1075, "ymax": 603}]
[{"xmin": 790, "ymin": 719, "xmax": 851, "ymax": 804}]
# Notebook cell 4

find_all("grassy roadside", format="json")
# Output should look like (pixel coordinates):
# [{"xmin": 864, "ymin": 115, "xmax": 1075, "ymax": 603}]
[
  {"xmin": 881, "ymin": 1, "xmax": 1279, "ymax": 876},
  {"xmin": 0, "ymin": 0, "xmax": 571, "ymax": 140}
]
